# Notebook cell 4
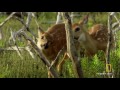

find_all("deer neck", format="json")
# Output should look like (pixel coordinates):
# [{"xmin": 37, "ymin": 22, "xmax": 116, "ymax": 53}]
[{"xmin": 78, "ymin": 31, "xmax": 97, "ymax": 54}]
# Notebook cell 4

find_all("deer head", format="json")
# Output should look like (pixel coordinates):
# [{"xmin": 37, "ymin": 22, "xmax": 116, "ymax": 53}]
[
  {"xmin": 72, "ymin": 14, "xmax": 89, "ymax": 42},
  {"xmin": 72, "ymin": 14, "xmax": 114, "ymax": 56},
  {"xmin": 37, "ymin": 27, "xmax": 53, "ymax": 50}
]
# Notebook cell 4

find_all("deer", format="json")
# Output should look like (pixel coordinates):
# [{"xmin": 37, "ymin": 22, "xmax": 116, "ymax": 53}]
[
  {"xmin": 37, "ymin": 22, "xmax": 84, "ymax": 77},
  {"xmin": 72, "ymin": 14, "xmax": 115, "ymax": 57},
  {"xmin": 37, "ymin": 24, "xmax": 68, "ymax": 78}
]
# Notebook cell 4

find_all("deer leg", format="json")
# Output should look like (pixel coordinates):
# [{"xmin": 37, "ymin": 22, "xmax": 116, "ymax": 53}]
[
  {"xmin": 48, "ymin": 71, "xmax": 52, "ymax": 78},
  {"xmin": 57, "ymin": 53, "xmax": 68, "ymax": 76},
  {"xmin": 47, "ymin": 58, "xmax": 60, "ymax": 78}
]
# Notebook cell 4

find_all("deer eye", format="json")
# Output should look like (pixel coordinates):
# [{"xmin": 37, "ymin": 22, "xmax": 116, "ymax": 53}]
[
  {"xmin": 75, "ymin": 27, "xmax": 80, "ymax": 32},
  {"xmin": 41, "ymin": 36, "xmax": 44, "ymax": 39}
]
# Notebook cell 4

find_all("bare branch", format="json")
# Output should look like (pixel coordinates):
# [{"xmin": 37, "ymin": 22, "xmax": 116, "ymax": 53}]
[
  {"xmin": 106, "ymin": 14, "xmax": 113, "ymax": 78},
  {"xmin": 32, "ymin": 12, "xmax": 39, "ymax": 28},
  {"xmin": 31, "ymin": 12, "xmax": 45, "ymax": 35},
  {"xmin": 0, "ymin": 29, "xmax": 3, "ymax": 40},
  {"xmin": 0, "ymin": 46, "xmax": 24, "ymax": 51},
  {"xmin": 15, "ymin": 13, "xmax": 36, "ymax": 38},
  {"xmin": 50, "ymin": 46, "xmax": 65, "ymax": 68},
  {"xmin": 0, "ymin": 45, "xmax": 36, "ymax": 60},
  {"xmin": 114, "ymin": 26, "xmax": 120, "ymax": 32},
  {"xmin": 0, "ymin": 12, "xmax": 16, "ymax": 28},
  {"xmin": 14, "ymin": 46, "xmax": 23, "ymax": 59},
  {"xmin": 7, "ymin": 13, "xmax": 34, "ymax": 59},
  {"xmin": 25, "ymin": 45, "xmax": 36, "ymax": 59},
  {"xmin": 62, "ymin": 12, "xmax": 83, "ymax": 78},
  {"xmin": 56, "ymin": 12, "xmax": 63, "ymax": 24}
]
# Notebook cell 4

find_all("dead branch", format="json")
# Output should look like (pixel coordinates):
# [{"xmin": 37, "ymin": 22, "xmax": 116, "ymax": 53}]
[
  {"xmin": 110, "ymin": 12, "xmax": 120, "ymax": 50},
  {"xmin": 114, "ymin": 26, "xmax": 120, "ymax": 32},
  {"xmin": 106, "ymin": 13, "xmax": 113, "ymax": 78},
  {"xmin": 56, "ymin": 12, "xmax": 78, "ymax": 24},
  {"xmin": 56, "ymin": 12, "xmax": 63, "ymax": 24},
  {"xmin": 31, "ymin": 12, "xmax": 39, "ymax": 28},
  {"xmin": 8, "ymin": 12, "xmax": 33, "ymax": 44},
  {"xmin": 112, "ymin": 20, "xmax": 120, "ymax": 28},
  {"xmin": 112, "ymin": 13, "xmax": 120, "ymax": 27},
  {"xmin": 20, "ymin": 31, "xmax": 59, "ymax": 78},
  {"xmin": 0, "ymin": 12, "xmax": 16, "ymax": 40},
  {"xmin": 14, "ymin": 46, "xmax": 23, "ymax": 59},
  {"xmin": 8, "ymin": 29, "xmax": 23, "ymax": 59},
  {"xmin": 15, "ymin": 12, "xmax": 36, "ymax": 39},
  {"xmin": 8, "ymin": 12, "xmax": 45, "ymax": 60},
  {"xmin": 62, "ymin": 12, "xmax": 83, "ymax": 78},
  {"xmin": 106, "ymin": 13, "xmax": 112, "ymax": 64},
  {"xmin": 0, "ymin": 29, "xmax": 3, "ymax": 40},
  {"xmin": 31, "ymin": 12, "xmax": 44, "ymax": 36},
  {"xmin": 0, "ymin": 46, "xmax": 24, "ymax": 51},
  {"xmin": 25, "ymin": 45, "xmax": 36, "ymax": 59},
  {"xmin": 0, "ymin": 45, "xmax": 36, "ymax": 60},
  {"xmin": 8, "ymin": 12, "xmax": 36, "ymax": 60},
  {"xmin": 0, "ymin": 12, "xmax": 16, "ymax": 28},
  {"xmin": 50, "ymin": 46, "xmax": 65, "ymax": 68}
]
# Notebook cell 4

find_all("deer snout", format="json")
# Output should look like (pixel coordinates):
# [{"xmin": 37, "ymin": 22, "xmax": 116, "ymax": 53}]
[
  {"xmin": 40, "ymin": 41, "xmax": 53, "ymax": 50},
  {"xmin": 41, "ymin": 43, "xmax": 49, "ymax": 49},
  {"xmin": 74, "ymin": 37, "xmax": 79, "ymax": 40}
]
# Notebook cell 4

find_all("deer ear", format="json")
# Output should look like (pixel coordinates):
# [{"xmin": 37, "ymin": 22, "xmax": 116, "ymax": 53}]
[
  {"xmin": 79, "ymin": 14, "xmax": 89, "ymax": 25},
  {"xmin": 38, "ymin": 26, "xmax": 44, "ymax": 37}
]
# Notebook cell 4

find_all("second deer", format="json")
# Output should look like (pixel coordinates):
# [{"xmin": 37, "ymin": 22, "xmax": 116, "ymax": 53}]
[{"xmin": 72, "ymin": 14, "xmax": 115, "ymax": 57}]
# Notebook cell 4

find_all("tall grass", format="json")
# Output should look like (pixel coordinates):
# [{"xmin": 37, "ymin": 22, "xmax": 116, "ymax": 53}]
[{"xmin": 0, "ymin": 12, "xmax": 120, "ymax": 78}]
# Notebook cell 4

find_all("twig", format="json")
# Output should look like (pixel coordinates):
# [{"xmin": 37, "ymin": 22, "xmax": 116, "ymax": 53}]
[
  {"xmin": 0, "ymin": 29, "xmax": 3, "ymax": 40},
  {"xmin": 25, "ymin": 45, "xmax": 36, "ymax": 59},
  {"xmin": 8, "ymin": 12, "xmax": 37, "ymax": 60},
  {"xmin": 110, "ymin": 12, "xmax": 120, "ymax": 50},
  {"xmin": 112, "ymin": 20, "xmax": 120, "ymax": 28},
  {"xmin": 15, "ymin": 13, "xmax": 36, "ymax": 39},
  {"xmin": 8, "ymin": 12, "xmax": 35, "ymax": 58},
  {"xmin": 50, "ymin": 47, "xmax": 65, "ymax": 68},
  {"xmin": 56, "ymin": 12, "xmax": 63, "ymax": 24},
  {"xmin": 11, "ymin": 46, "xmax": 23, "ymax": 59},
  {"xmin": 9, "ymin": 29, "xmax": 23, "ymax": 59},
  {"xmin": 0, "ymin": 45, "xmax": 36, "ymax": 60},
  {"xmin": 113, "ymin": 13, "xmax": 120, "ymax": 27},
  {"xmin": 31, "ymin": 12, "xmax": 39, "ymax": 28},
  {"xmin": 0, "ymin": 12, "xmax": 16, "ymax": 28},
  {"xmin": 113, "ymin": 26, "xmax": 120, "ymax": 32},
  {"xmin": 0, "ymin": 46, "xmax": 24, "ymax": 51}
]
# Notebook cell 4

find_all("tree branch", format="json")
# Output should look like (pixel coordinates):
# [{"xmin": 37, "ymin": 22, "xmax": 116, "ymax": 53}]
[
  {"xmin": 106, "ymin": 13, "xmax": 113, "ymax": 78},
  {"xmin": 62, "ymin": 12, "xmax": 83, "ymax": 78},
  {"xmin": 0, "ymin": 12, "xmax": 16, "ymax": 28}
]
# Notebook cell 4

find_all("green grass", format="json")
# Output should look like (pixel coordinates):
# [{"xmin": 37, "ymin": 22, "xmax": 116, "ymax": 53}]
[{"xmin": 0, "ymin": 12, "xmax": 120, "ymax": 78}]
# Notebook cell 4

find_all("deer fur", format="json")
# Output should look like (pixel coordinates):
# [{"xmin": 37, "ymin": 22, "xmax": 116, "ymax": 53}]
[
  {"xmin": 37, "ymin": 24, "xmax": 67, "ymax": 61},
  {"xmin": 37, "ymin": 24, "xmax": 68, "ymax": 77},
  {"xmin": 37, "ymin": 23, "xmax": 83, "ymax": 77}
]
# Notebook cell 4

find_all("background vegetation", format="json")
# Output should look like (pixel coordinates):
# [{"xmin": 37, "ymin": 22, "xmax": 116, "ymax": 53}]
[{"xmin": 0, "ymin": 12, "xmax": 120, "ymax": 78}]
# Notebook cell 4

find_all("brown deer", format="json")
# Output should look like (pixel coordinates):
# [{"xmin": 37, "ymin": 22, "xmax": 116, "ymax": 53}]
[
  {"xmin": 37, "ymin": 23, "xmax": 83, "ymax": 77},
  {"xmin": 37, "ymin": 24, "xmax": 67, "ymax": 77},
  {"xmin": 72, "ymin": 14, "xmax": 115, "ymax": 57}
]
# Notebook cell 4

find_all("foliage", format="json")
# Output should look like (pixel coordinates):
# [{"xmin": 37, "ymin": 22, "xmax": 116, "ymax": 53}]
[{"xmin": 0, "ymin": 12, "xmax": 120, "ymax": 78}]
